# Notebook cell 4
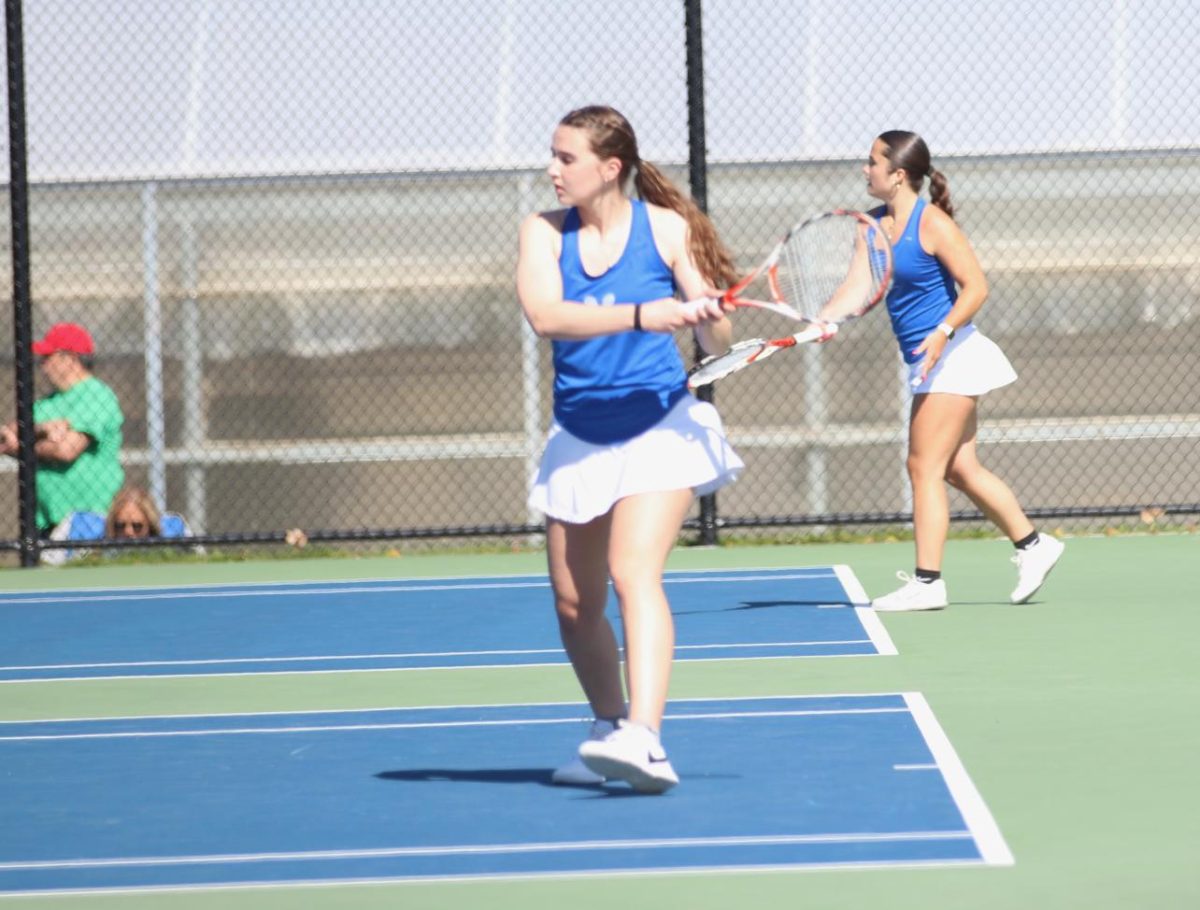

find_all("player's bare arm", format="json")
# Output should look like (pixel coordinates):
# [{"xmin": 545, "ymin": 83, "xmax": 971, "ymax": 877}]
[{"xmin": 519, "ymin": 209, "xmax": 707, "ymax": 340}]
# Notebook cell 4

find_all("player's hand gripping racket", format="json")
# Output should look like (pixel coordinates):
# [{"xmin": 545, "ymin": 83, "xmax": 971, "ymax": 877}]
[{"xmin": 687, "ymin": 210, "xmax": 892, "ymax": 389}]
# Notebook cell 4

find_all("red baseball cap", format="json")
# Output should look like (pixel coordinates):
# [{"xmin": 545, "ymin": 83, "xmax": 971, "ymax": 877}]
[{"xmin": 32, "ymin": 322, "xmax": 95, "ymax": 356}]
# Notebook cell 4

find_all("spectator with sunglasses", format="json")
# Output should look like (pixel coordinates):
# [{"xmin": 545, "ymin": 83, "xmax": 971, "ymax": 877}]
[
  {"xmin": 106, "ymin": 486, "xmax": 162, "ymax": 539},
  {"xmin": 42, "ymin": 485, "xmax": 196, "ymax": 565}
]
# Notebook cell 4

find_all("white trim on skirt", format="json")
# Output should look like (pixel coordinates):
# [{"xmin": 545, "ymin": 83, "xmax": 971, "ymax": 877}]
[
  {"xmin": 908, "ymin": 324, "xmax": 1018, "ymax": 397},
  {"xmin": 528, "ymin": 394, "xmax": 744, "ymax": 525}
]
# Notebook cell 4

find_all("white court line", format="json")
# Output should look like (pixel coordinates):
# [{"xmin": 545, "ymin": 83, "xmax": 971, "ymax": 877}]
[
  {"xmin": 835, "ymin": 563, "xmax": 897, "ymax": 657},
  {"xmin": 0, "ymin": 830, "xmax": 972, "ymax": 872},
  {"xmin": 903, "ymin": 692, "xmax": 1015, "ymax": 867},
  {"xmin": 0, "ymin": 572, "xmax": 835, "ymax": 606},
  {"xmin": 0, "ymin": 565, "xmax": 838, "ymax": 602},
  {"xmin": 832, "ymin": 564, "xmax": 870, "ymax": 605},
  {"xmin": 855, "ymin": 607, "xmax": 899, "ymax": 656},
  {"xmin": 0, "ymin": 649, "xmax": 565, "ymax": 672},
  {"xmin": 1, "ymin": 691, "xmax": 907, "ymax": 727},
  {"xmin": 0, "ymin": 706, "xmax": 909, "ymax": 741},
  {"xmin": 0, "ymin": 639, "xmax": 871, "ymax": 675}
]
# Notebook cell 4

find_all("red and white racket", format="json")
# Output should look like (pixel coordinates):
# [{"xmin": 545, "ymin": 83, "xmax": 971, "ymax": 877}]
[{"xmin": 687, "ymin": 209, "xmax": 892, "ymax": 389}]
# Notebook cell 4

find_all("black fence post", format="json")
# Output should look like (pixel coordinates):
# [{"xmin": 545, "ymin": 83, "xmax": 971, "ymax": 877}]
[
  {"xmin": 684, "ymin": 0, "xmax": 719, "ymax": 546},
  {"xmin": 6, "ymin": 0, "xmax": 40, "ymax": 567}
]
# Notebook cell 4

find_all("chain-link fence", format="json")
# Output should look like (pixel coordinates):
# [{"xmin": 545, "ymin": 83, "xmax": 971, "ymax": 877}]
[{"xmin": 3, "ymin": 1, "xmax": 1198, "ymax": 564}]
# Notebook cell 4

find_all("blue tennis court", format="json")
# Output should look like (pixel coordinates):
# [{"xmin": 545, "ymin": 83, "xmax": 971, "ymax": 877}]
[
  {"xmin": 0, "ymin": 566, "xmax": 891, "ymax": 682},
  {"xmin": 0, "ymin": 694, "xmax": 1011, "ymax": 895}
]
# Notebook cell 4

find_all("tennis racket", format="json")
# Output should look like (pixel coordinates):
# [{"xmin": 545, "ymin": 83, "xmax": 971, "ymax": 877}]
[{"xmin": 687, "ymin": 209, "xmax": 892, "ymax": 389}]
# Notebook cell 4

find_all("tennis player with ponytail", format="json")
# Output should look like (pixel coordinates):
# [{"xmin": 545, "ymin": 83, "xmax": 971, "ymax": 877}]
[
  {"xmin": 517, "ymin": 105, "xmax": 742, "ymax": 793},
  {"xmin": 864, "ymin": 130, "xmax": 1064, "ymax": 612}
]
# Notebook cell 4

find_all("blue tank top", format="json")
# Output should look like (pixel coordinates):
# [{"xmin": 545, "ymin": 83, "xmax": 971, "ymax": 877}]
[
  {"xmin": 875, "ymin": 198, "xmax": 959, "ymax": 364},
  {"xmin": 553, "ymin": 199, "xmax": 688, "ymax": 444}
]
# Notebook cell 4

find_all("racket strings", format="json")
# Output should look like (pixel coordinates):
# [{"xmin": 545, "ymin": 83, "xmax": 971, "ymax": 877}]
[{"xmin": 775, "ymin": 217, "xmax": 887, "ymax": 323}]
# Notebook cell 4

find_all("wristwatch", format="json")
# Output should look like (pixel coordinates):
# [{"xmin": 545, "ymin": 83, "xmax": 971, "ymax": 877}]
[{"xmin": 937, "ymin": 322, "xmax": 956, "ymax": 340}]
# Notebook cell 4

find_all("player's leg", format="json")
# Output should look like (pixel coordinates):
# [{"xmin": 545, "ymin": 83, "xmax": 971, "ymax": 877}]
[
  {"xmin": 910, "ymin": 393, "xmax": 978, "ymax": 570},
  {"xmin": 944, "ymin": 406, "xmax": 1034, "ymax": 540},
  {"xmin": 946, "ymin": 410, "xmax": 1065, "ymax": 603},
  {"xmin": 606, "ymin": 487, "xmax": 694, "ymax": 730},
  {"xmin": 578, "ymin": 487, "xmax": 693, "ymax": 792},
  {"xmin": 546, "ymin": 514, "xmax": 625, "ymax": 786},
  {"xmin": 545, "ymin": 513, "xmax": 624, "ymax": 720},
  {"xmin": 874, "ymin": 392, "xmax": 971, "ymax": 611}
]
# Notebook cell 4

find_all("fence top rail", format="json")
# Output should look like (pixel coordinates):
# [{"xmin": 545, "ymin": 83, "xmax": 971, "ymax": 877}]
[
  {"xmin": 3, "ymin": 146, "xmax": 1197, "ymax": 194},
  {"xmin": 0, "ymin": 413, "xmax": 1195, "ymax": 473}
]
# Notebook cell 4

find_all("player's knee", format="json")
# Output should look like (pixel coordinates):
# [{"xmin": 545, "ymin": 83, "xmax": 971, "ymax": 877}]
[
  {"xmin": 906, "ymin": 454, "xmax": 943, "ymax": 483},
  {"xmin": 945, "ymin": 461, "xmax": 981, "ymax": 490},
  {"xmin": 608, "ymin": 566, "xmax": 657, "ymax": 606},
  {"xmin": 554, "ymin": 596, "xmax": 602, "ymax": 633},
  {"xmin": 944, "ymin": 465, "xmax": 969, "ymax": 489}
]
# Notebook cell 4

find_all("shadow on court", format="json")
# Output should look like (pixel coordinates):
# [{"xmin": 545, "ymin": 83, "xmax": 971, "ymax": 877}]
[
  {"xmin": 376, "ymin": 768, "xmax": 560, "ymax": 786},
  {"xmin": 374, "ymin": 768, "xmax": 744, "ymax": 796},
  {"xmin": 671, "ymin": 598, "xmax": 848, "ymax": 617}
]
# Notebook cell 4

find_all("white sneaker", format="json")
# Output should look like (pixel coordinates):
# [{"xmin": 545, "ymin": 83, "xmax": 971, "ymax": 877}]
[
  {"xmin": 1010, "ymin": 534, "xmax": 1065, "ymax": 604},
  {"xmin": 871, "ymin": 572, "xmax": 948, "ymax": 612},
  {"xmin": 579, "ymin": 720, "xmax": 679, "ymax": 794},
  {"xmin": 551, "ymin": 719, "xmax": 614, "ymax": 786}
]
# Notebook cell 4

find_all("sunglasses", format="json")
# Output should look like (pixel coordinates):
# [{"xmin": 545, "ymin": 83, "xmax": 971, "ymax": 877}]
[{"xmin": 114, "ymin": 521, "xmax": 147, "ymax": 534}]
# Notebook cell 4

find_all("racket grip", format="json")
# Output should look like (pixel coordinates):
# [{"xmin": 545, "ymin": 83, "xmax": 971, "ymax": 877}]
[
  {"xmin": 794, "ymin": 322, "xmax": 838, "ymax": 343},
  {"xmin": 680, "ymin": 297, "xmax": 717, "ymax": 318}
]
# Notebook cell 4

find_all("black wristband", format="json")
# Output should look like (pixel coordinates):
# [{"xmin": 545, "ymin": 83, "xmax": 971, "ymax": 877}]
[{"xmin": 633, "ymin": 303, "xmax": 643, "ymax": 332}]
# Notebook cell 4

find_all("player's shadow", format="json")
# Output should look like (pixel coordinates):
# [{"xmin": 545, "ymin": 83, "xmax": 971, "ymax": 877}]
[
  {"xmin": 672, "ymin": 599, "xmax": 851, "ymax": 616},
  {"xmin": 376, "ymin": 768, "xmax": 564, "ymax": 788},
  {"xmin": 376, "ymin": 768, "xmax": 741, "ymax": 795},
  {"xmin": 738, "ymin": 599, "xmax": 853, "ymax": 610}
]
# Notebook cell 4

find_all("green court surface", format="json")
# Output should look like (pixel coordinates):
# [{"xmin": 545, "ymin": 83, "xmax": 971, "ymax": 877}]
[{"xmin": 2, "ymin": 533, "xmax": 1197, "ymax": 909}]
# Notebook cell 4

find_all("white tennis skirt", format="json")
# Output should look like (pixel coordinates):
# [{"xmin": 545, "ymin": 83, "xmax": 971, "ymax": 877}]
[
  {"xmin": 528, "ymin": 394, "xmax": 744, "ymax": 524},
  {"xmin": 908, "ymin": 324, "xmax": 1018, "ymax": 396}
]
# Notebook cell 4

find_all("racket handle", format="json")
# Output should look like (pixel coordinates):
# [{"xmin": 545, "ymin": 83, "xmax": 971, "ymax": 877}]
[
  {"xmin": 792, "ymin": 322, "xmax": 838, "ymax": 343},
  {"xmin": 680, "ymin": 297, "xmax": 717, "ymax": 318}
]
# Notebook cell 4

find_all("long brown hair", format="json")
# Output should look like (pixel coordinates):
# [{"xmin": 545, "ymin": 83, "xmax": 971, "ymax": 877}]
[
  {"xmin": 558, "ymin": 105, "xmax": 737, "ymax": 286},
  {"xmin": 106, "ymin": 485, "xmax": 162, "ymax": 538},
  {"xmin": 877, "ymin": 129, "xmax": 955, "ymax": 219}
]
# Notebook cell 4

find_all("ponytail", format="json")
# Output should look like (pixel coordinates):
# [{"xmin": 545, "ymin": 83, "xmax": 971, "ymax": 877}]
[
  {"xmin": 560, "ymin": 104, "xmax": 738, "ymax": 286},
  {"xmin": 635, "ymin": 161, "xmax": 738, "ymax": 287},
  {"xmin": 927, "ymin": 167, "xmax": 955, "ymax": 220}
]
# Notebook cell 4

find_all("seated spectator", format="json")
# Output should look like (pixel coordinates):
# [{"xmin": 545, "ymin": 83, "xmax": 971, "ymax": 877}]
[
  {"xmin": 0, "ymin": 322, "xmax": 125, "ymax": 538},
  {"xmin": 106, "ymin": 486, "xmax": 162, "ymax": 539},
  {"xmin": 41, "ymin": 486, "xmax": 195, "ymax": 565}
]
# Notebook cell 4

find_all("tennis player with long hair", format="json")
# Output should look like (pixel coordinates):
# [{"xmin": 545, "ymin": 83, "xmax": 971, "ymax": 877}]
[
  {"xmin": 864, "ymin": 130, "xmax": 1064, "ymax": 611},
  {"xmin": 517, "ymin": 105, "xmax": 742, "ymax": 792}
]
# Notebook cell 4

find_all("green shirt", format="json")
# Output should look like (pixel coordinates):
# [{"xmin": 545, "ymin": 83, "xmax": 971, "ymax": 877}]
[{"xmin": 32, "ymin": 376, "xmax": 125, "ymax": 529}]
